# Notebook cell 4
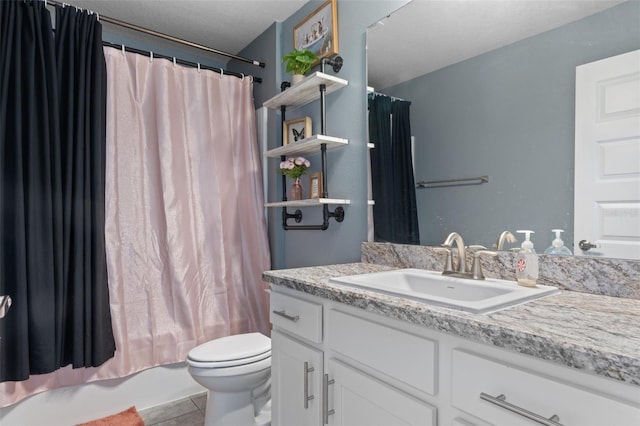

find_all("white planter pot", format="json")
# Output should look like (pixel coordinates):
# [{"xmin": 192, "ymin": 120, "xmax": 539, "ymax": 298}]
[{"xmin": 291, "ymin": 74, "xmax": 304, "ymax": 85}]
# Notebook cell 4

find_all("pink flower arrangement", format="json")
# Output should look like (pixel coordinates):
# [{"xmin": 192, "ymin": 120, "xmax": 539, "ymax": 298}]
[{"xmin": 279, "ymin": 156, "xmax": 311, "ymax": 179}]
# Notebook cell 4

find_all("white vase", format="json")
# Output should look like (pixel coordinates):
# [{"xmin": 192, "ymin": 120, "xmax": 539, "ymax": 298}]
[{"xmin": 291, "ymin": 74, "xmax": 304, "ymax": 85}]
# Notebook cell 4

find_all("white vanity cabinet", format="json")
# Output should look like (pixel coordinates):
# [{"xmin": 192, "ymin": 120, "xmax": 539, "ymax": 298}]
[
  {"xmin": 269, "ymin": 287, "xmax": 640, "ymax": 426},
  {"xmin": 270, "ymin": 288, "xmax": 437, "ymax": 426}
]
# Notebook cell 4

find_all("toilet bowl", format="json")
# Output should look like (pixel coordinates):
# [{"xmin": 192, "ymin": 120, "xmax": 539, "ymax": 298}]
[{"xmin": 187, "ymin": 332, "xmax": 271, "ymax": 426}]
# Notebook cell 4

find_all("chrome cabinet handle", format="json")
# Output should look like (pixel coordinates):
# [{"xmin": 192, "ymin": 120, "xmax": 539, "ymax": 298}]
[
  {"xmin": 304, "ymin": 362, "xmax": 315, "ymax": 409},
  {"xmin": 323, "ymin": 373, "xmax": 335, "ymax": 424},
  {"xmin": 272, "ymin": 309, "xmax": 299, "ymax": 322},
  {"xmin": 480, "ymin": 392, "xmax": 563, "ymax": 426}
]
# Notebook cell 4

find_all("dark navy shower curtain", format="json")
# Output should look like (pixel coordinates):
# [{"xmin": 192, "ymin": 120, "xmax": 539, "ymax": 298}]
[
  {"xmin": 369, "ymin": 94, "xmax": 419, "ymax": 244},
  {"xmin": 0, "ymin": 0, "xmax": 115, "ymax": 382}
]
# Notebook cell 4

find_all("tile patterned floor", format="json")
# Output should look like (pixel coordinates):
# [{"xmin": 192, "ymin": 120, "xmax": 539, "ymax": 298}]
[{"xmin": 139, "ymin": 392, "xmax": 206, "ymax": 426}]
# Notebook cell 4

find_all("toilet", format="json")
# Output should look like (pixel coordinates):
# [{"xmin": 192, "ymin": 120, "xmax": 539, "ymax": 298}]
[{"xmin": 187, "ymin": 332, "xmax": 271, "ymax": 426}]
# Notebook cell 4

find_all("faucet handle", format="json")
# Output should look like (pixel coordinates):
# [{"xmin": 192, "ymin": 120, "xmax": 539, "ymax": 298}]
[
  {"xmin": 470, "ymin": 249, "xmax": 498, "ymax": 280},
  {"xmin": 434, "ymin": 246, "xmax": 454, "ymax": 273}
]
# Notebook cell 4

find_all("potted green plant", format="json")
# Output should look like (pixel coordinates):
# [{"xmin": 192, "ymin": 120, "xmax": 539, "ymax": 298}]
[{"xmin": 281, "ymin": 49, "xmax": 319, "ymax": 84}]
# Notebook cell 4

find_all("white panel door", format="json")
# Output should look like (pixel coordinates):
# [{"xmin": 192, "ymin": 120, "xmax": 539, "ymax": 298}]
[{"xmin": 574, "ymin": 49, "xmax": 640, "ymax": 259}]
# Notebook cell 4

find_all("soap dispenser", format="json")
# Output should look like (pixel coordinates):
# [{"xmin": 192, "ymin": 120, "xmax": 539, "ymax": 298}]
[
  {"xmin": 515, "ymin": 230, "xmax": 539, "ymax": 287},
  {"xmin": 544, "ymin": 229, "xmax": 572, "ymax": 255}
]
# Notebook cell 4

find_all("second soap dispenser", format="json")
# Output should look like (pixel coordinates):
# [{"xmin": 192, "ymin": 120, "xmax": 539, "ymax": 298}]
[
  {"xmin": 515, "ymin": 230, "xmax": 539, "ymax": 287},
  {"xmin": 544, "ymin": 229, "xmax": 572, "ymax": 255}
]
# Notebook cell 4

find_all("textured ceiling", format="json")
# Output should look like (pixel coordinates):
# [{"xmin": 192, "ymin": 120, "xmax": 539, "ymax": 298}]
[
  {"xmin": 60, "ymin": 0, "xmax": 627, "ymax": 85},
  {"xmin": 63, "ymin": 0, "xmax": 307, "ymax": 61},
  {"xmin": 368, "ymin": 0, "xmax": 626, "ymax": 90}
]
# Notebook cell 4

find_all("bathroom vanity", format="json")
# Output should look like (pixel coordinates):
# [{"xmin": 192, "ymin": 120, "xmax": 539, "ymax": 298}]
[{"xmin": 263, "ymin": 262, "xmax": 640, "ymax": 426}]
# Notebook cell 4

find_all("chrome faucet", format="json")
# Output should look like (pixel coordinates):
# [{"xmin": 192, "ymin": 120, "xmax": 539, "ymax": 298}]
[
  {"xmin": 437, "ymin": 233, "xmax": 498, "ymax": 280},
  {"xmin": 442, "ymin": 232, "xmax": 467, "ymax": 274},
  {"xmin": 467, "ymin": 245, "xmax": 498, "ymax": 280},
  {"xmin": 494, "ymin": 230, "xmax": 517, "ymax": 251}
]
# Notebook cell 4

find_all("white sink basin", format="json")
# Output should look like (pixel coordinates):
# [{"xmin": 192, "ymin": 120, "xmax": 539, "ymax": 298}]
[{"xmin": 329, "ymin": 269, "xmax": 559, "ymax": 314}]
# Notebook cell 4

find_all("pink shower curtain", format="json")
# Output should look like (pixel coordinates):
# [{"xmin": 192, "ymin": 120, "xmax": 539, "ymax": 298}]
[{"xmin": 0, "ymin": 47, "xmax": 271, "ymax": 407}]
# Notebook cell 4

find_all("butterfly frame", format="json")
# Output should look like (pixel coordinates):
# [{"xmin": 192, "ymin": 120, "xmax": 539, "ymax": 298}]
[{"xmin": 283, "ymin": 116, "xmax": 312, "ymax": 146}]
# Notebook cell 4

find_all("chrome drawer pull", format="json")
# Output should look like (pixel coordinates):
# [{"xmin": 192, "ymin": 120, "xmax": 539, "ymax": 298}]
[
  {"xmin": 480, "ymin": 392, "xmax": 563, "ymax": 426},
  {"xmin": 304, "ymin": 362, "xmax": 315, "ymax": 409},
  {"xmin": 272, "ymin": 309, "xmax": 299, "ymax": 322},
  {"xmin": 323, "ymin": 373, "xmax": 335, "ymax": 425}
]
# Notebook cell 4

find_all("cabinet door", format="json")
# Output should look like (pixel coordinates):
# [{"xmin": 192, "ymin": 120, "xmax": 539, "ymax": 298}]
[
  {"xmin": 327, "ymin": 359, "xmax": 437, "ymax": 426},
  {"xmin": 272, "ymin": 330, "xmax": 323, "ymax": 426}
]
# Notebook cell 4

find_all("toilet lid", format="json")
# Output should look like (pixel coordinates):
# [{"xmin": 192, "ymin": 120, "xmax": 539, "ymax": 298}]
[{"xmin": 188, "ymin": 332, "xmax": 271, "ymax": 364}]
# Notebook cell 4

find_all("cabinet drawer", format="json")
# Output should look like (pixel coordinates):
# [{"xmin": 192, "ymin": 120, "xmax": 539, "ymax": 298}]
[
  {"xmin": 270, "ymin": 291, "xmax": 322, "ymax": 343},
  {"xmin": 327, "ymin": 309, "xmax": 437, "ymax": 396},
  {"xmin": 451, "ymin": 349, "xmax": 640, "ymax": 426}
]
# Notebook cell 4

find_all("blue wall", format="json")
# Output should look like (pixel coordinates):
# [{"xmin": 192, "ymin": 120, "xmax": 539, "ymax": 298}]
[
  {"xmin": 239, "ymin": 1, "xmax": 408, "ymax": 269},
  {"xmin": 381, "ymin": 1, "xmax": 640, "ymax": 250}
]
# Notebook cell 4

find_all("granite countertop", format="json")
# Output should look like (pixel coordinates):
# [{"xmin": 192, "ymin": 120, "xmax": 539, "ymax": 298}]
[{"xmin": 262, "ymin": 262, "xmax": 640, "ymax": 387}]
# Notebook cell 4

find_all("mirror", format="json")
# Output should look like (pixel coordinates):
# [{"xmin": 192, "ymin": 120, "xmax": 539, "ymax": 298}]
[{"xmin": 367, "ymin": 0, "xmax": 640, "ymax": 258}]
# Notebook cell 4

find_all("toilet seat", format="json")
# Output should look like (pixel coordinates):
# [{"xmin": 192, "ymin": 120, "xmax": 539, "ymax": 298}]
[
  {"xmin": 187, "ymin": 332, "xmax": 271, "ymax": 369},
  {"xmin": 188, "ymin": 356, "xmax": 271, "ymax": 378}
]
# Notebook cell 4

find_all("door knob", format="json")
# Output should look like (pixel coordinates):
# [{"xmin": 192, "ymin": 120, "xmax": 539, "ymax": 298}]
[{"xmin": 578, "ymin": 240, "xmax": 600, "ymax": 251}]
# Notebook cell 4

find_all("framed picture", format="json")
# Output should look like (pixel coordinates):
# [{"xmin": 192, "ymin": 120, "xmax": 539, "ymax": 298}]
[
  {"xmin": 283, "ymin": 116, "xmax": 312, "ymax": 145},
  {"xmin": 309, "ymin": 171, "xmax": 323, "ymax": 199},
  {"xmin": 293, "ymin": 0, "xmax": 338, "ymax": 64}
]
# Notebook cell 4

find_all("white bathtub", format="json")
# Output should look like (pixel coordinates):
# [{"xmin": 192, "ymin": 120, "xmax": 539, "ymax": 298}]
[{"xmin": 0, "ymin": 363, "xmax": 204, "ymax": 425}]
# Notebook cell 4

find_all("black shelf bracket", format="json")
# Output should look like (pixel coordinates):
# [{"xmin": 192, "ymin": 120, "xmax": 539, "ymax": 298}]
[
  {"xmin": 283, "ymin": 204, "xmax": 344, "ymax": 230},
  {"xmin": 322, "ymin": 56, "xmax": 343, "ymax": 73}
]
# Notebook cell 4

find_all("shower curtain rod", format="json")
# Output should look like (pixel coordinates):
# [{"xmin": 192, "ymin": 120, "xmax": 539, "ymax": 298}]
[
  {"xmin": 46, "ymin": 0, "xmax": 266, "ymax": 68},
  {"xmin": 369, "ymin": 91, "xmax": 407, "ymax": 102},
  {"xmin": 103, "ymin": 41, "xmax": 262, "ymax": 83}
]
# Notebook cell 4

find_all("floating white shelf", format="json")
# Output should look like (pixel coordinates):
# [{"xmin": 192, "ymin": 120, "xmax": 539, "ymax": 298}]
[
  {"xmin": 263, "ymin": 72, "xmax": 348, "ymax": 111},
  {"xmin": 264, "ymin": 135, "xmax": 348, "ymax": 158},
  {"xmin": 264, "ymin": 198, "xmax": 351, "ymax": 208}
]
